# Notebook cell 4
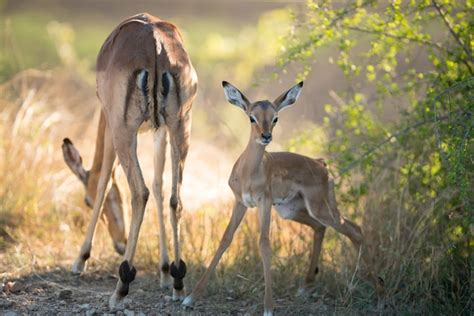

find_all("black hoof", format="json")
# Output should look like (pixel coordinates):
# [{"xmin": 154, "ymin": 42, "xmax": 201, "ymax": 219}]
[
  {"xmin": 118, "ymin": 260, "xmax": 137, "ymax": 297},
  {"xmin": 82, "ymin": 251, "xmax": 90, "ymax": 261},
  {"xmin": 170, "ymin": 259, "xmax": 187, "ymax": 290},
  {"xmin": 170, "ymin": 196, "xmax": 179, "ymax": 210},
  {"xmin": 161, "ymin": 262, "xmax": 170, "ymax": 274}
]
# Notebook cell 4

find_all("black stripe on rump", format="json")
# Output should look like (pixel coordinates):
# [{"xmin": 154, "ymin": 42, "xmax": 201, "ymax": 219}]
[{"xmin": 124, "ymin": 69, "xmax": 149, "ymax": 124}]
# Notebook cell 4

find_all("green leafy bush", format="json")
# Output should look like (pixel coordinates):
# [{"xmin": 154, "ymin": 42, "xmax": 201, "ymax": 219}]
[{"xmin": 281, "ymin": 0, "xmax": 472, "ymax": 313}]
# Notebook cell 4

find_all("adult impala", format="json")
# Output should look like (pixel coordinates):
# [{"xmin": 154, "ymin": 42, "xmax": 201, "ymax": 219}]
[
  {"xmin": 183, "ymin": 81, "xmax": 384, "ymax": 315},
  {"xmin": 62, "ymin": 13, "xmax": 197, "ymax": 309}
]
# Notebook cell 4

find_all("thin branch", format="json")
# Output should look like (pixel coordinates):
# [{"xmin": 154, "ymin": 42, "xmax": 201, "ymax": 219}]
[
  {"xmin": 431, "ymin": 0, "xmax": 472, "ymax": 58},
  {"xmin": 280, "ymin": 0, "xmax": 375, "ymax": 67},
  {"xmin": 338, "ymin": 77, "xmax": 473, "ymax": 175},
  {"xmin": 346, "ymin": 26, "xmax": 445, "ymax": 51},
  {"xmin": 431, "ymin": 0, "xmax": 473, "ymax": 73},
  {"xmin": 338, "ymin": 110, "xmax": 464, "ymax": 175}
]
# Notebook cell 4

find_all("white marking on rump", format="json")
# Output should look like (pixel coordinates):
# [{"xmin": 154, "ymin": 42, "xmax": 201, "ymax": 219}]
[
  {"xmin": 136, "ymin": 69, "xmax": 148, "ymax": 89},
  {"xmin": 127, "ymin": 18, "xmax": 148, "ymax": 26},
  {"xmin": 153, "ymin": 28, "xmax": 163, "ymax": 55}
]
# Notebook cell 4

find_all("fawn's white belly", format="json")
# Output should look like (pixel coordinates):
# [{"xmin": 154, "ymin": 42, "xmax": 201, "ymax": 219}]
[{"xmin": 273, "ymin": 193, "xmax": 305, "ymax": 220}]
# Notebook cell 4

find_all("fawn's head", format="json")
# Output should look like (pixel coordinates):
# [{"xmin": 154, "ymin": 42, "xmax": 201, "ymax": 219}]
[{"xmin": 222, "ymin": 81, "xmax": 304, "ymax": 145}]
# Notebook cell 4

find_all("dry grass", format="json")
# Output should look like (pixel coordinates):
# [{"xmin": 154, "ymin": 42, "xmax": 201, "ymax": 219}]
[{"xmin": 0, "ymin": 70, "xmax": 467, "ymax": 315}]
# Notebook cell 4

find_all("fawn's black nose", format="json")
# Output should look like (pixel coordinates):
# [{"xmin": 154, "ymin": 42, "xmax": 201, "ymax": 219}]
[{"xmin": 261, "ymin": 132, "xmax": 272, "ymax": 141}]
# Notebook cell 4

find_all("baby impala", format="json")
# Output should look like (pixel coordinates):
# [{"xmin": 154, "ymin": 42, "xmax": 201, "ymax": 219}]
[{"xmin": 183, "ymin": 81, "xmax": 384, "ymax": 315}]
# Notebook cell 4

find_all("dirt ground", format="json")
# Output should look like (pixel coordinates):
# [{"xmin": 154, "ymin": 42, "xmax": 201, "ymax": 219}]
[{"xmin": 0, "ymin": 267, "xmax": 351, "ymax": 315}]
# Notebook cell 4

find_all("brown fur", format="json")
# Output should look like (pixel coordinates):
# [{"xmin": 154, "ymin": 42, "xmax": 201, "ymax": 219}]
[
  {"xmin": 64, "ymin": 13, "xmax": 197, "ymax": 309},
  {"xmin": 185, "ymin": 82, "xmax": 383, "ymax": 315}
]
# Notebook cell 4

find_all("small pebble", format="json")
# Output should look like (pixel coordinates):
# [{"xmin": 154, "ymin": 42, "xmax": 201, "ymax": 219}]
[
  {"xmin": 79, "ymin": 303, "xmax": 90, "ymax": 310},
  {"xmin": 85, "ymin": 309, "xmax": 96, "ymax": 316},
  {"xmin": 58, "ymin": 289, "xmax": 73, "ymax": 299},
  {"xmin": 124, "ymin": 309, "xmax": 135, "ymax": 316},
  {"xmin": 0, "ymin": 300, "xmax": 13, "ymax": 308},
  {"xmin": 5, "ymin": 281, "xmax": 24, "ymax": 293}
]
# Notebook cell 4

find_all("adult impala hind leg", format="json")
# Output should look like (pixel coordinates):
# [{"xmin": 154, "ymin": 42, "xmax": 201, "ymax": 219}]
[
  {"xmin": 72, "ymin": 123, "xmax": 116, "ymax": 274},
  {"xmin": 86, "ymin": 110, "xmax": 128, "ymax": 254},
  {"xmin": 183, "ymin": 201, "xmax": 247, "ymax": 308},
  {"xmin": 109, "ymin": 125, "xmax": 150, "ymax": 310},
  {"xmin": 167, "ymin": 111, "xmax": 192, "ymax": 300},
  {"xmin": 152, "ymin": 126, "xmax": 172, "ymax": 288}
]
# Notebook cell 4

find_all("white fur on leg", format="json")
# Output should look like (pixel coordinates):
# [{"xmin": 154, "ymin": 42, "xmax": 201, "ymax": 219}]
[
  {"xmin": 71, "ymin": 257, "xmax": 86, "ymax": 274},
  {"xmin": 160, "ymin": 271, "xmax": 172, "ymax": 289},
  {"xmin": 172, "ymin": 288, "xmax": 186, "ymax": 301},
  {"xmin": 182, "ymin": 295, "xmax": 194, "ymax": 308},
  {"xmin": 263, "ymin": 310, "xmax": 273, "ymax": 316},
  {"xmin": 109, "ymin": 292, "xmax": 125, "ymax": 311}
]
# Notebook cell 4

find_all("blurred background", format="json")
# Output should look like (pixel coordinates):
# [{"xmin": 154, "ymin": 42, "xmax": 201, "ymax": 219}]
[{"xmin": 0, "ymin": 0, "xmax": 471, "ymax": 314}]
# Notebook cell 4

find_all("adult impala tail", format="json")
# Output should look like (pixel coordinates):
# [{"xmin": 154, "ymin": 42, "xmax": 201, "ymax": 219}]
[
  {"xmin": 63, "ymin": 13, "xmax": 197, "ymax": 309},
  {"xmin": 183, "ymin": 81, "xmax": 384, "ymax": 315}
]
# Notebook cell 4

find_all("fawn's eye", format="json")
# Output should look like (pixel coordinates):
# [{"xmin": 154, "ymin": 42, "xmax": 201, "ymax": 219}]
[
  {"xmin": 272, "ymin": 117, "xmax": 278, "ymax": 124},
  {"xmin": 249, "ymin": 116, "xmax": 257, "ymax": 123}
]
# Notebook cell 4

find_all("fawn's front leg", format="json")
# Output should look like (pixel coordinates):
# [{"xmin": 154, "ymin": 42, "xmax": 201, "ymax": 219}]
[{"xmin": 183, "ymin": 201, "xmax": 247, "ymax": 307}]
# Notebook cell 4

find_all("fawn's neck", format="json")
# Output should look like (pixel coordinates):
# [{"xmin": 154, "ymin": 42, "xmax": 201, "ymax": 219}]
[{"xmin": 239, "ymin": 133, "xmax": 266, "ymax": 177}]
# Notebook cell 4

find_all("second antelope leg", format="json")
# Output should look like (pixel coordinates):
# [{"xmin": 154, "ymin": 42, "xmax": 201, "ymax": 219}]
[
  {"xmin": 72, "ymin": 123, "xmax": 116, "ymax": 274},
  {"xmin": 89, "ymin": 111, "xmax": 128, "ymax": 254},
  {"xmin": 168, "ymin": 113, "xmax": 191, "ymax": 300},
  {"xmin": 152, "ymin": 126, "xmax": 172, "ymax": 288},
  {"xmin": 109, "ymin": 126, "xmax": 149, "ymax": 310}
]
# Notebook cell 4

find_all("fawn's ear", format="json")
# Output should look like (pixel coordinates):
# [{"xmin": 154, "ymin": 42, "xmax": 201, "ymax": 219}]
[
  {"xmin": 273, "ymin": 81, "xmax": 304, "ymax": 112},
  {"xmin": 222, "ymin": 81, "xmax": 250, "ymax": 112},
  {"xmin": 62, "ymin": 138, "xmax": 89, "ymax": 185}
]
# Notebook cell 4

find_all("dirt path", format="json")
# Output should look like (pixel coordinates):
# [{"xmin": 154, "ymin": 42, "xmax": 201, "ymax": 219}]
[
  {"xmin": 0, "ymin": 267, "xmax": 343, "ymax": 315},
  {"xmin": 1, "ymin": 268, "xmax": 220, "ymax": 315}
]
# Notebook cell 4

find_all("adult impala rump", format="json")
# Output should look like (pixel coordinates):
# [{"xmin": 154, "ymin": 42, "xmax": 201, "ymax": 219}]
[
  {"xmin": 183, "ymin": 81, "xmax": 384, "ymax": 315},
  {"xmin": 62, "ymin": 13, "xmax": 197, "ymax": 309}
]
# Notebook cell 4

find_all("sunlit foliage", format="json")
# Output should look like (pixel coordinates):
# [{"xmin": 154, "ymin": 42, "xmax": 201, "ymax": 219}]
[{"xmin": 281, "ymin": 0, "xmax": 472, "ymax": 313}]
